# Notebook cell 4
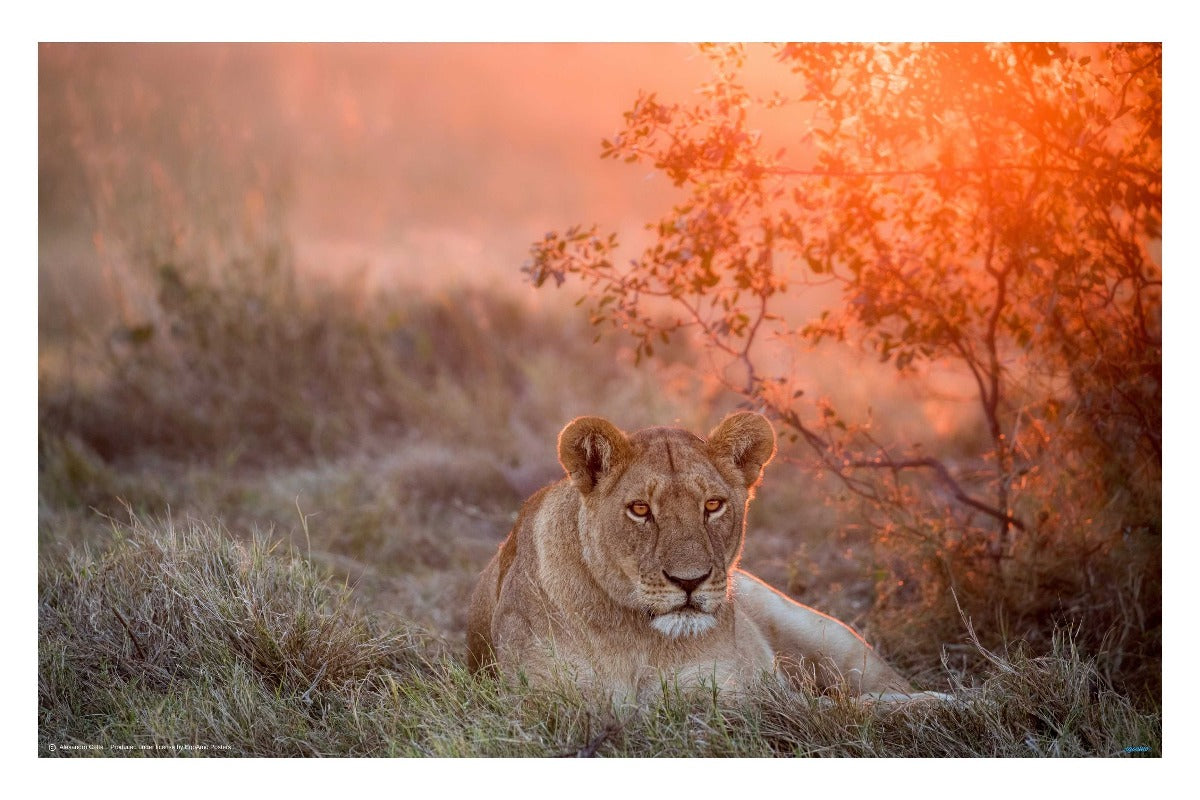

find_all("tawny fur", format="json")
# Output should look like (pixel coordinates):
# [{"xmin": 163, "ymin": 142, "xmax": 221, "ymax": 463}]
[{"xmin": 466, "ymin": 412, "xmax": 914, "ymax": 702}]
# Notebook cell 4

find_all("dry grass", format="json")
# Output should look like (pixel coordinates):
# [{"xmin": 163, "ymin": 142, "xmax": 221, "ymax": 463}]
[{"xmin": 38, "ymin": 515, "xmax": 1159, "ymax": 758}]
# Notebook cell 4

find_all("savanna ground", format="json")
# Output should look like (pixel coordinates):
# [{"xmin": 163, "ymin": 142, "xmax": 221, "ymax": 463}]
[
  {"xmin": 37, "ymin": 43, "xmax": 1162, "ymax": 759},
  {"xmin": 38, "ymin": 255, "xmax": 1160, "ymax": 758}
]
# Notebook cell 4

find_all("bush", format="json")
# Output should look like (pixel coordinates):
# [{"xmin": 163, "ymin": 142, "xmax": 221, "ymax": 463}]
[{"xmin": 38, "ymin": 244, "xmax": 700, "ymax": 469}]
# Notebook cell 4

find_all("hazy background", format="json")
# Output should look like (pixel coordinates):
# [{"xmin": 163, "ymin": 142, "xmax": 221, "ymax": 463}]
[{"xmin": 40, "ymin": 44, "xmax": 709, "ymax": 308}]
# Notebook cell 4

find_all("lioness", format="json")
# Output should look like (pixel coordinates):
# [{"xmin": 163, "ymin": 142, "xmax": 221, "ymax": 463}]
[{"xmin": 467, "ymin": 412, "xmax": 917, "ymax": 702}]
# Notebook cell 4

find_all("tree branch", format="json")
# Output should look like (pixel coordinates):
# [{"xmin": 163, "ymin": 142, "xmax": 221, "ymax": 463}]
[
  {"xmin": 762, "ymin": 163, "xmax": 1086, "ymax": 180},
  {"xmin": 844, "ymin": 456, "xmax": 1027, "ymax": 532}
]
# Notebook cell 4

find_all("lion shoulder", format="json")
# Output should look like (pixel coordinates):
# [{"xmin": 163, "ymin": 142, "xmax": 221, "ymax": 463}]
[{"xmin": 465, "ymin": 482, "xmax": 561, "ymax": 671}]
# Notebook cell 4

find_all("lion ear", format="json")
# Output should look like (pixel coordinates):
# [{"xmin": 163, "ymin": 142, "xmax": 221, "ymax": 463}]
[
  {"xmin": 558, "ymin": 416, "xmax": 632, "ymax": 495},
  {"xmin": 706, "ymin": 412, "xmax": 777, "ymax": 489}
]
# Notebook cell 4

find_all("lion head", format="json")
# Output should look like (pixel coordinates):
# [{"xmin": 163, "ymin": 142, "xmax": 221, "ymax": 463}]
[{"xmin": 556, "ymin": 412, "xmax": 776, "ymax": 640}]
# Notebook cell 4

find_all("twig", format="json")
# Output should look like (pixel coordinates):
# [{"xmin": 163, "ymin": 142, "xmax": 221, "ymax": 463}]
[
  {"xmin": 570, "ymin": 723, "xmax": 621, "ymax": 758},
  {"xmin": 844, "ymin": 456, "xmax": 1027, "ymax": 532},
  {"xmin": 112, "ymin": 607, "xmax": 147, "ymax": 661}
]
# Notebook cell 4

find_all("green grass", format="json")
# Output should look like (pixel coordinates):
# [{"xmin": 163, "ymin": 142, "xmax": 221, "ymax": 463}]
[{"xmin": 38, "ymin": 515, "xmax": 1160, "ymax": 758}]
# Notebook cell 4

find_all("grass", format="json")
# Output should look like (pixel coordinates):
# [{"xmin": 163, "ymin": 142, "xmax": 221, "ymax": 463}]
[
  {"xmin": 36, "ymin": 238, "xmax": 1160, "ymax": 757},
  {"xmin": 38, "ymin": 515, "xmax": 1160, "ymax": 758}
]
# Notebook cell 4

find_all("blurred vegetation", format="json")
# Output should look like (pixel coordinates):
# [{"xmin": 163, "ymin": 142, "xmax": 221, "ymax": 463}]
[{"xmin": 40, "ymin": 245, "xmax": 675, "ymax": 466}]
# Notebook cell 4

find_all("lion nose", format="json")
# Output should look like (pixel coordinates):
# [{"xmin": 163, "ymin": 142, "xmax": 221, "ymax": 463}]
[{"xmin": 663, "ymin": 569, "xmax": 711, "ymax": 595}]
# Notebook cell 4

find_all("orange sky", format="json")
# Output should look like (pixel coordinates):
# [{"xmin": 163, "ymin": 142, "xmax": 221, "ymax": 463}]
[{"xmin": 40, "ymin": 43, "xmax": 726, "ymax": 291}]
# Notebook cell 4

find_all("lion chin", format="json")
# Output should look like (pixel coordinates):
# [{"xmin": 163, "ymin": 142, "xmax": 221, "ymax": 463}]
[{"xmin": 649, "ymin": 609, "xmax": 717, "ymax": 639}]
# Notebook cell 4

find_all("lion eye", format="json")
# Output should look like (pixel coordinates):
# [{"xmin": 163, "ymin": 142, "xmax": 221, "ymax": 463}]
[
  {"xmin": 704, "ymin": 498, "xmax": 725, "ymax": 514},
  {"xmin": 628, "ymin": 501, "xmax": 651, "ymax": 519}
]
